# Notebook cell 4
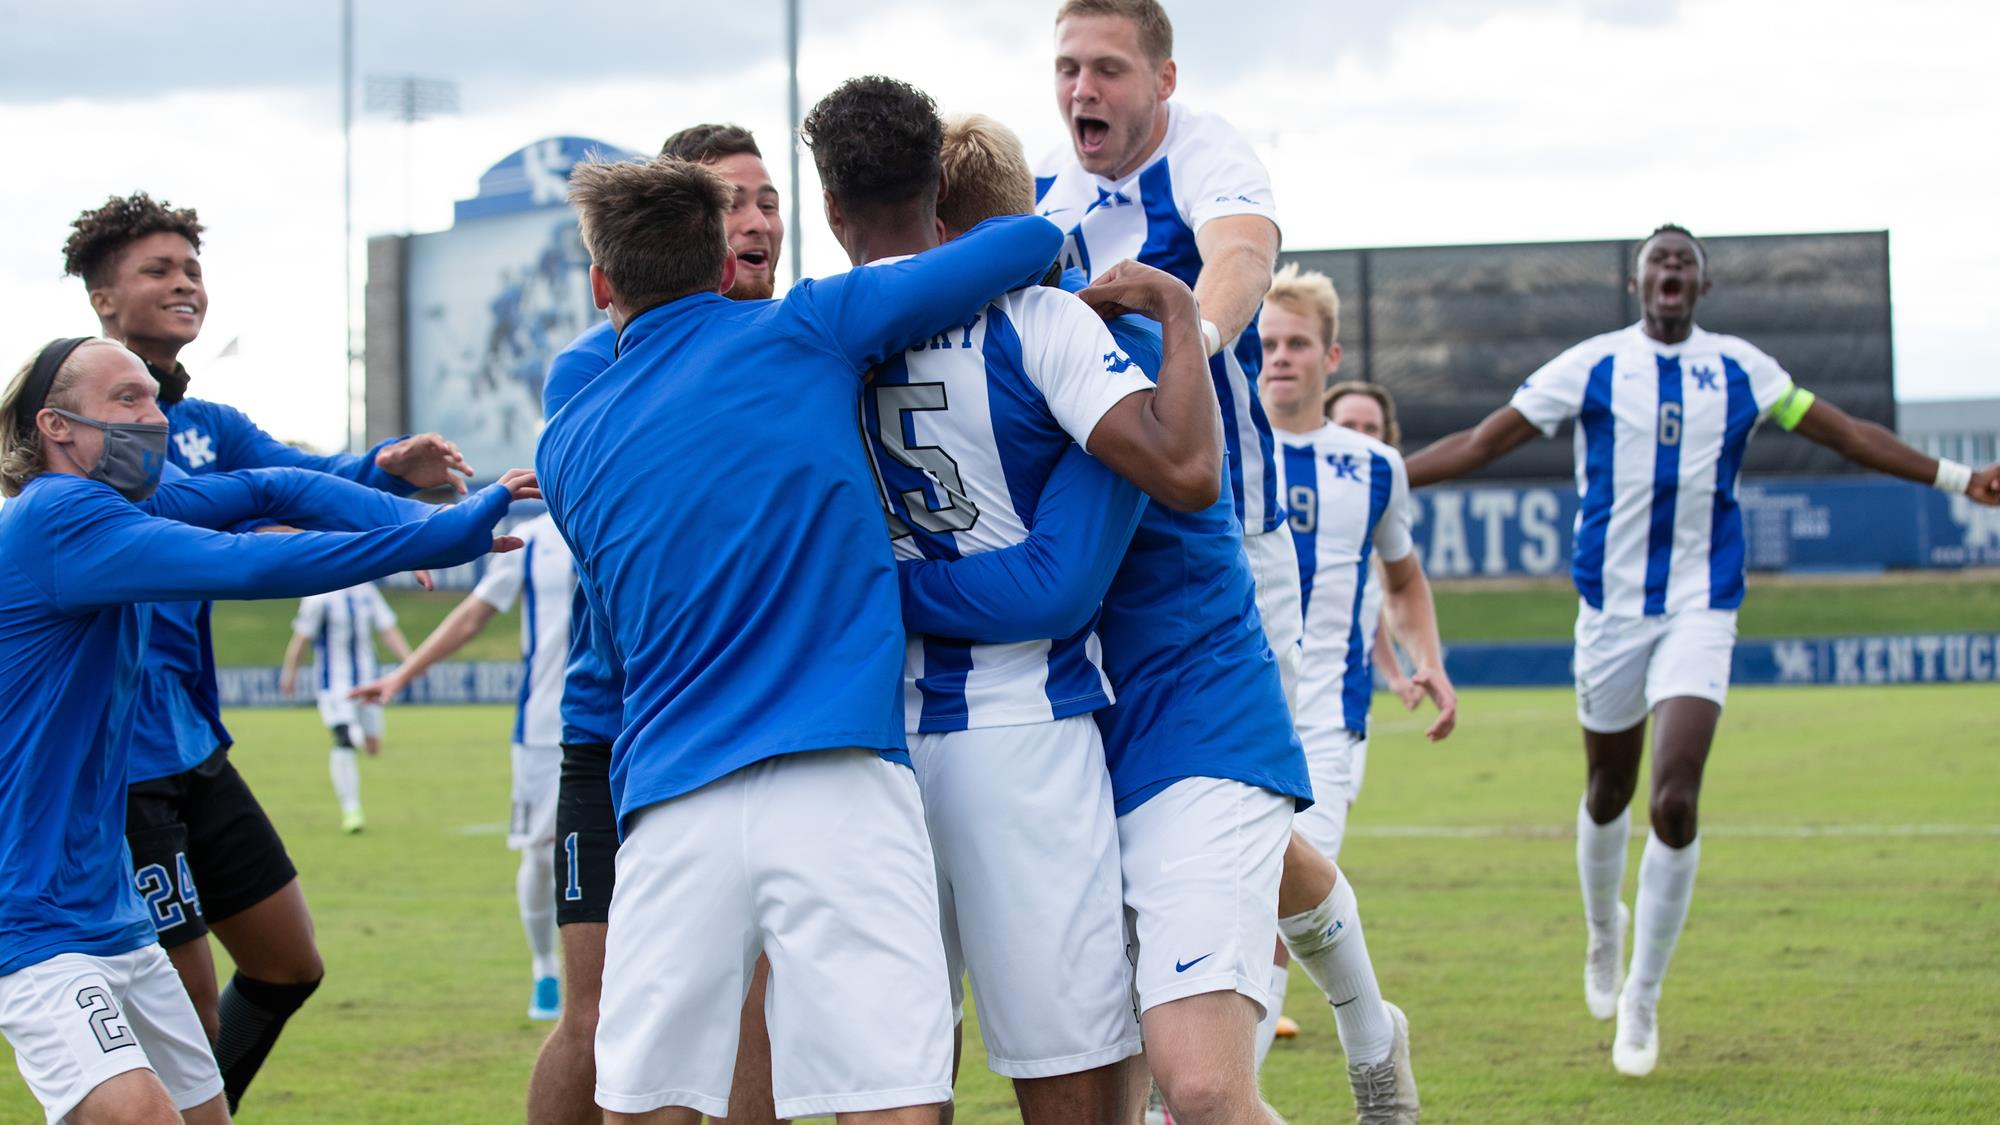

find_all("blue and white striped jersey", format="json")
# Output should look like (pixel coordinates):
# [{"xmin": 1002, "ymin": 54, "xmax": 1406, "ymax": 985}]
[
  {"xmin": 1276, "ymin": 425, "xmax": 1414, "ymax": 740},
  {"xmin": 1512, "ymin": 324, "xmax": 1797, "ymax": 616},
  {"xmin": 864, "ymin": 281, "xmax": 1154, "ymax": 733},
  {"xmin": 293, "ymin": 583, "xmax": 397, "ymax": 705},
  {"xmin": 1033, "ymin": 102, "xmax": 1285, "ymax": 536},
  {"xmin": 472, "ymin": 512, "xmax": 576, "ymax": 747}
]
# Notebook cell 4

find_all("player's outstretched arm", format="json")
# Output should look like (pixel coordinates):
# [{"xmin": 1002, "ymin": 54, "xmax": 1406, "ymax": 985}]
[
  {"xmin": 142, "ymin": 467, "xmax": 436, "ymax": 534},
  {"xmin": 48, "ymin": 472, "xmax": 532, "ymax": 613},
  {"xmin": 1193, "ymin": 214, "xmax": 1280, "ymax": 348},
  {"xmin": 900, "ymin": 443, "xmax": 1145, "ymax": 644},
  {"xmin": 1380, "ymin": 552, "xmax": 1456, "ymax": 741},
  {"xmin": 1791, "ymin": 396, "xmax": 2000, "ymax": 505},
  {"xmin": 1077, "ymin": 260, "xmax": 1223, "ymax": 511},
  {"xmin": 374, "ymin": 433, "xmax": 477, "ymax": 496},
  {"xmin": 806, "ymin": 213, "xmax": 1062, "ymax": 371},
  {"xmin": 279, "ymin": 631, "xmax": 308, "ymax": 697},
  {"xmin": 351, "ymin": 594, "xmax": 500, "ymax": 704},
  {"xmin": 1404, "ymin": 405, "xmax": 1542, "ymax": 488}
]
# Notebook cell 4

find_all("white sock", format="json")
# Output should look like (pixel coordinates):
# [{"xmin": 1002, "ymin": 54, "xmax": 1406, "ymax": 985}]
[
  {"xmin": 1627, "ymin": 832, "xmax": 1700, "ymax": 1006},
  {"xmin": 328, "ymin": 747, "xmax": 362, "ymax": 814},
  {"xmin": 517, "ymin": 849, "xmax": 559, "ymax": 981},
  {"xmin": 1279, "ymin": 873, "xmax": 1393, "ymax": 1066},
  {"xmin": 1577, "ymin": 796, "xmax": 1630, "ymax": 930},
  {"xmin": 1252, "ymin": 959, "xmax": 1288, "ymax": 1068}
]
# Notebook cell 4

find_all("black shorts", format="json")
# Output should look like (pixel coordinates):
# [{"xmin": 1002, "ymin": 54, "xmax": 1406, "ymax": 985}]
[
  {"xmin": 554, "ymin": 741, "xmax": 619, "ymax": 926},
  {"xmin": 126, "ymin": 746, "xmax": 299, "ymax": 949}
]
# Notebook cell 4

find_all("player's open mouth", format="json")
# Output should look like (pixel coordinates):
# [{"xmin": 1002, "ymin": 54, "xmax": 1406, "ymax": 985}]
[
  {"xmin": 737, "ymin": 250, "xmax": 769, "ymax": 271},
  {"xmin": 1658, "ymin": 277, "xmax": 1686, "ymax": 305},
  {"xmin": 1074, "ymin": 115, "xmax": 1110, "ymax": 154},
  {"xmin": 165, "ymin": 303, "xmax": 199, "ymax": 317}
]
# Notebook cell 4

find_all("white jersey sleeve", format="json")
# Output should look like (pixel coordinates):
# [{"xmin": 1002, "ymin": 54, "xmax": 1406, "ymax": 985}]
[
  {"xmin": 291, "ymin": 594, "xmax": 326, "ymax": 640},
  {"xmin": 1726, "ymin": 336, "xmax": 1800, "ymax": 415},
  {"xmin": 360, "ymin": 583, "xmax": 397, "ymax": 631},
  {"xmin": 1373, "ymin": 448, "xmax": 1415, "ymax": 564},
  {"xmin": 472, "ymin": 541, "xmax": 526, "ymax": 614},
  {"xmin": 1510, "ymin": 340, "xmax": 1601, "ymax": 437},
  {"xmin": 1172, "ymin": 109, "xmax": 1280, "ymax": 236},
  {"xmin": 1016, "ymin": 289, "xmax": 1156, "ymax": 449}
]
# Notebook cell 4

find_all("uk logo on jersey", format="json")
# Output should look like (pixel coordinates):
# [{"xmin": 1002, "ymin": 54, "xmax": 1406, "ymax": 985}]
[
  {"xmin": 1327, "ymin": 452, "xmax": 1360, "ymax": 481},
  {"xmin": 1692, "ymin": 365, "xmax": 1720, "ymax": 391},
  {"xmin": 1103, "ymin": 349, "xmax": 1137, "ymax": 374},
  {"xmin": 174, "ymin": 427, "xmax": 215, "ymax": 469},
  {"xmin": 1090, "ymin": 187, "xmax": 1133, "ymax": 213}
]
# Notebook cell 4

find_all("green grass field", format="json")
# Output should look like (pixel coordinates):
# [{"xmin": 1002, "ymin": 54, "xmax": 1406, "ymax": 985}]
[
  {"xmin": 204, "ymin": 572, "xmax": 2000, "ymax": 671},
  {"xmin": 6, "ymin": 687, "xmax": 1995, "ymax": 1123}
]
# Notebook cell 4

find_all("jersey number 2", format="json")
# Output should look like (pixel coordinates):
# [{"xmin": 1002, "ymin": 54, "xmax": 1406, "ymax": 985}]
[{"xmin": 75, "ymin": 987, "xmax": 136, "ymax": 1053}]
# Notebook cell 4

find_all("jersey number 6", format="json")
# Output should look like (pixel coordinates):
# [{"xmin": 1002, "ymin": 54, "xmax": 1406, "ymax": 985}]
[{"xmin": 1658, "ymin": 401, "xmax": 1683, "ymax": 447}]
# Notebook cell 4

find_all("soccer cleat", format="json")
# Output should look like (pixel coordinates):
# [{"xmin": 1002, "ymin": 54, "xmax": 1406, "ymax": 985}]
[
  {"xmin": 1274, "ymin": 1014, "xmax": 1300, "ymax": 1039},
  {"xmin": 1612, "ymin": 987, "xmax": 1659, "ymax": 1077},
  {"xmin": 1347, "ymin": 1000, "xmax": 1418, "ymax": 1124},
  {"xmin": 341, "ymin": 808, "xmax": 366, "ymax": 834},
  {"xmin": 528, "ymin": 976, "xmax": 560, "ymax": 1021},
  {"xmin": 1585, "ymin": 902, "xmax": 1630, "ymax": 1020}
]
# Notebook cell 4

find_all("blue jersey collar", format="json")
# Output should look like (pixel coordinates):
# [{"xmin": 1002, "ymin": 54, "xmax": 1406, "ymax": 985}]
[{"xmin": 614, "ymin": 292, "xmax": 731, "ymax": 358}]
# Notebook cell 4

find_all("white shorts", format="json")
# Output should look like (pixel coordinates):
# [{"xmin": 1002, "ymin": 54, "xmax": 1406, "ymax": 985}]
[
  {"xmin": 1292, "ymin": 728, "xmax": 1367, "ymax": 862},
  {"xmin": 594, "ymin": 749, "xmax": 953, "ymax": 1119},
  {"xmin": 0, "ymin": 946, "xmax": 223, "ymax": 1124},
  {"xmin": 1245, "ymin": 526, "xmax": 1304, "ymax": 713},
  {"xmin": 319, "ymin": 697, "xmax": 384, "ymax": 740},
  {"xmin": 911, "ymin": 716, "xmax": 1140, "ymax": 1079},
  {"xmin": 508, "ymin": 742, "xmax": 562, "ymax": 850},
  {"xmin": 1573, "ymin": 604, "xmax": 1739, "ymax": 733},
  {"xmin": 1117, "ymin": 777, "xmax": 1292, "ymax": 1018}
]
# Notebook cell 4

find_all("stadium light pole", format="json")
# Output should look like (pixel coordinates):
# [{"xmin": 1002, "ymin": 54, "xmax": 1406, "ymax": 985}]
[{"xmin": 786, "ymin": 0, "xmax": 803, "ymax": 287}]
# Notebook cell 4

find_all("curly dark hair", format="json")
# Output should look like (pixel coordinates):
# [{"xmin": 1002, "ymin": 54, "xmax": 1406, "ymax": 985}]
[
  {"xmin": 801, "ymin": 76, "xmax": 942, "ymax": 214},
  {"xmin": 63, "ymin": 193, "xmax": 204, "ymax": 289},
  {"xmin": 1641, "ymin": 222, "xmax": 1706, "ymax": 271},
  {"xmin": 660, "ymin": 123, "xmax": 762, "ymax": 164}
]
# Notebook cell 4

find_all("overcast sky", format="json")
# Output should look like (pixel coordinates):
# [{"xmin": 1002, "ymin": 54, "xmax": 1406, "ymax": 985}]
[{"xmin": 3, "ymin": 0, "xmax": 1994, "ymax": 453}]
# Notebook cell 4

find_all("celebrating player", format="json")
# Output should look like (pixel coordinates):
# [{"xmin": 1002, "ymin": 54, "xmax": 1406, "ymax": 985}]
[
  {"xmin": 351, "ymin": 513, "xmax": 575, "ymax": 1022},
  {"xmin": 1405, "ymin": 223, "xmax": 2000, "ymax": 1076},
  {"xmin": 1262, "ymin": 265, "xmax": 1456, "ymax": 863},
  {"xmin": 808, "ymin": 84, "xmax": 1223, "ymax": 1121},
  {"xmin": 537, "ymin": 153, "xmax": 1060, "ymax": 1122},
  {"xmin": 525, "ymin": 123, "xmax": 788, "ymax": 1125},
  {"xmin": 1036, "ymin": 0, "xmax": 1303, "ymax": 706},
  {"xmin": 280, "ymin": 582, "xmax": 410, "ymax": 832},
  {"xmin": 900, "ymin": 115, "xmax": 1420, "ymax": 1124},
  {"xmin": 62, "ymin": 193, "xmax": 476, "ymax": 1111},
  {"xmin": 1322, "ymin": 383, "xmax": 1429, "ymax": 713},
  {"xmin": 0, "ymin": 336, "xmax": 528, "ymax": 1125}
]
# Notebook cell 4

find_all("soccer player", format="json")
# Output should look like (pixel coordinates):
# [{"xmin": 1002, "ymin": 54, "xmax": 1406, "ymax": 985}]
[
  {"xmin": 1322, "ymin": 384, "xmax": 1428, "ymax": 713},
  {"xmin": 1261, "ymin": 266, "xmax": 1456, "ymax": 863},
  {"xmin": 1036, "ymin": 0, "xmax": 1304, "ymax": 706},
  {"xmin": 0, "ymin": 336, "xmax": 527, "ymax": 1125},
  {"xmin": 537, "ymin": 153, "xmax": 1059, "ymax": 1122},
  {"xmin": 807, "ymin": 84, "xmax": 1220, "ymax": 1122},
  {"xmin": 903, "ymin": 121, "xmax": 1420, "ymax": 1125},
  {"xmin": 351, "ymin": 513, "xmax": 574, "ymax": 1021},
  {"xmin": 280, "ymin": 582, "xmax": 410, "ymax": 832},
  {"xmin": 1404, "ymin": 223, "xmax": 2000, "ymax": 1076},
  {"xmin": 524, "ymin": 122, "xmax": 787, "ymax": 1125},
  {"xmin": 64, "ymin": 192, "xmax": 475, "ymax": 1110}
]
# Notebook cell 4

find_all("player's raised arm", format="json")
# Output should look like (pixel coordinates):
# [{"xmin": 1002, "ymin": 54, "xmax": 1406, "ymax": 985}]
[
  {"xmin": 1193, "ymin": 213, "xmax": 1280, "ymax": 351},
  {"xmin": 898, "ymin": 440, "xmax": 1145, "ymax": 643},
  {"xmin": 1403, "ymin": 405, "xmax": 1542, "ymax": 488},
  {"xmin": 350, "ymin": 556, "xmax": 513, "ymax": 704},
  {"xmin": 1074, "ymin": 260, "xmax": 1222, "ymax": 511},
  {"xmin": 801, "ymin": 213, "xmax": 1063, "ymax": 372}
]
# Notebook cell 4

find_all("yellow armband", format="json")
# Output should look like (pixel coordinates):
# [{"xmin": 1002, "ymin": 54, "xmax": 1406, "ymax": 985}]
[{"xmin": 1769, "ymin": 384, "xmax": 1816, "ymax": 432}]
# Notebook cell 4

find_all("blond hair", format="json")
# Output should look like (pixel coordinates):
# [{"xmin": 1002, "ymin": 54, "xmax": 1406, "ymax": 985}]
[
  {"xmin": 1055, "ymin": 0, "xmax": 1174, "ymax": 64},
  {"xmin": 568, "ymin": 156, "xmax": 733, "ymax": 311},
  {"xmin": 937, "ymin": 113, "xmax": 1037, "ymax": 236},
  {"xmin": 1, "ymin": 338, "xmax": 111, "ymax": 497},
  {"xmin": 1325, "ymin": 380, "xmax": 1402, "ymax": 449},
  {"xmin": 1265, "ymin": 262, "xmax": 1340, "ymax": 354}
]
